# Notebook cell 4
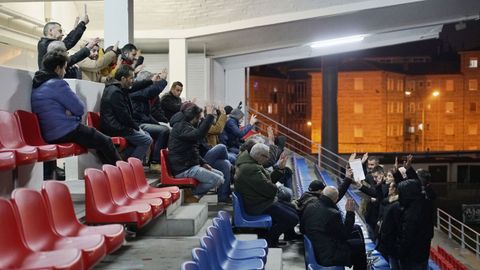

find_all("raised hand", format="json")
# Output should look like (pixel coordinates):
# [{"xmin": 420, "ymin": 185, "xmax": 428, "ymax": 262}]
[
  {"xmin": 267, "ymin": 126, "xmax": 274, "ymax": 144},
  {"xmin": 349, "ymin": 152, "xmax": 356, "ymax": 162},
  {"xmin": 80, "ymin": 4, "xmax": 89, "ymax": 25},
  {"xmin": 405, "ymin": 154, "xmax": 413, "ymax": 168},
  {"xmin": 345, "ymin": 199, "xmax": 355, "ymax": 212},
  {"xmin": 86, "ymin": 37, "xmax": 100, "ymax": 49},
  {"xmin": 361, "ymin": 152, "xmax": 369, "ymax": 164},
  {"xmin": 158, "ymin": 68, "xmax": 168, "ymax": 80},
  {"xmin": 249, "ymin": 114, "xmax": 258, "ymax": 125}
]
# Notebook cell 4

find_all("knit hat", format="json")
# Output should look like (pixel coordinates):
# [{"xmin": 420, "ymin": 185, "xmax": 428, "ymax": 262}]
[
  {"xmin": 308, "ymin": 180, "xmax": 326, "ymax": 192},
  {"xmin": 180, "ymin": 101, "xmax": 196, "ymax": 112},
  {"xmin": 224, "ymin": 105, "xmax": 233, "ymax": 115},
  {"xmin": 229, "ymin": 108, "xmax": 244, "ymax": 120}
]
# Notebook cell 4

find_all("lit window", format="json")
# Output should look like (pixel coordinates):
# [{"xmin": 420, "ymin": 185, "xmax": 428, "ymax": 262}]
[
  {"xmin": 409, "ymin": 102, "xmax": 416, "ymax": 113},
  {"xmin": 445, "ymin": 102, "xmax": 454, "ymax": 114},
  {"xmin": 354, "ymin": 78, "xmax": 364, "ymax": 90},
  {"xmin": 387, "ymin": 102, "xmax": 394, "ymax": 114},
  {"xmin": 468, "ymin": 124, "xmax": 478, "ymax": 135},
  {"xmin": 468, "ymin": 79, "xmax": 478, "ymax": 91},
  {"xmin": 354, "ymin": 127, "xmax": 363, "ymax": 138},
  {"xmin": 444, "ymin": 124, "xmax": 454, "ymax": 136},
  {"xmin": 268, "ymin": 104, "xmax": 272, "ymax": 114},
  {"xmin": 469, "ymin": 58, "xmax": 478, "ymax": 68},
  {"xmin": 354, "ymin": 102, "xmax": 363, "ymax": 114},
  {"xmin": 445, "ymin": 80, "xmax": 454, "ymax": 91},
  {"xmin": 396, "ymin": 102, "xmax": 403, "ymax": 113},
  {"xmin": 387, "ymin": 124, "xmax": 394, "ymax": 137}
]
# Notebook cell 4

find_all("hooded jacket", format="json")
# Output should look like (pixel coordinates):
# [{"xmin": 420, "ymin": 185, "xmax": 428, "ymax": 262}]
[
  {"xmin": 396, "ymin": 179, "xmax": 434, "ymax": 264},
  {"xmin": 31, "ymin": 71, "xmax": 85, "ymax": 142},
  {"xmin": 233, "ymin": 150, "xmax": 278, "ymax": 215},
  {"xmin": 100, "ymin": 80, "xmax": 139, "ymax": 137},
  {"xmin": 219, "ymin": 116, "xmax": 252, "ymax": 149},
  {"xmin": 301, "ymin": 195, "xmax": 354, "ymax": 266},
  {"xmin": 37, "ymin": 21, "xmax": 87, "ymax": 69},
  {"xmin": 167, "ymin": 112, "xmax": 214, "ymax": 176}
]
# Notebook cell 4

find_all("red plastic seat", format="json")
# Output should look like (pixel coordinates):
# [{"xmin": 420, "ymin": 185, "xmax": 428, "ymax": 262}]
[
  {"xmin": 128, "ymin": 157, "xmax": 181, "ymax": 202},
  {"xmin": 0, "ymin": 111, "xmax": 38, "ymax": 165},
  {"xmin": 42, "ymin": 181, "xmax": 125, "ymax": 254},
  {"xmin": 0, "ymin": 110, "xmax": 57, "ymax": 162},
  {"xmin": 116, "ymin": 160, "xmax": 173, "ymax": 207},
  {"xmin": 160, "ymin": 149, "xmax": 199, "ymax": 186},
  {"xmin": 102, "ymin": 164, "xmax": 164, "ymax": 218},
  {"xmin": 15, "ymin": 110, "xmax": 76, "ymax": 158},
  {"xmin": 0, "ymin": 151, "xmax": 16, "ymax": 170},
  {"xmin": 11, "ymin": 188, "xmax": 106, "ymax": 269},
  {"xmin": 86, "ymin": 112, "xmax": 127, "ymax": 151},
  {"xmin": 0, "ymin": 198, "xmax": 83, "ymax": 270},
  {"xmin": 84, "ymin": 168, "xmax": 153, "ymax": 228}
]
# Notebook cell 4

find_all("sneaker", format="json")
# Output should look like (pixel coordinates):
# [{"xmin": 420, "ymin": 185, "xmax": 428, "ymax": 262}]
[{"xmin": 149, "ymin": 163, "xmax": 161, "ymax": 173}]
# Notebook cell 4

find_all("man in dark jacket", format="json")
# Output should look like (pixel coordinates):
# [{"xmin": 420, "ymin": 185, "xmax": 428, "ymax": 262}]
[
  {"xmin": 220, "ymin": 108, "xmax": 258, "ymax": 154},
  {"xmin": 32, "ymin": 50, "xmax": 121, "ymax": 165},
  {"xmin": 234, "ymin": 143, "xmax": 298, "ymax": 247},
  {"xmin": 130, "ymin": 70, "xmax": 170, "ymax": 172},
  {"xmin": 302, "ymin": 187, "xmax": 367, "ymax": 269},
  {"xmin": 100, "ymin": 65, "xmax": 152, "ymax": 161},
  {"xmin": 160, "ymin": 81, "xmax": 183, "ymax": 121},
  {"xmin": 38, "ymin": 15, "xmax": 89, "ymax": 69},
  {"xmin": 396, "ymin": 179, "xmax": 434, "ymax": 270},
  {"xmin": 167, "ymin": 103, "xmax": 224, "ymax": 202}
]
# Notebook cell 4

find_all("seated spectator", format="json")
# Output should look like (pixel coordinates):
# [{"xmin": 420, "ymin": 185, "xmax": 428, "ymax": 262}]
[
  {"xmin": 220, "ymin": 108, "xmax": 258, "ymax": 154},
  {"xmin": 100, "ymin": 64, "xmax": 153, "ymax": 161},
  {"xmin": 130, "ymin": 69, "xmax": 170, "ymax": 172},
  {"xmin": 78, "ymin": 41, "xmax": 119, "ymax": 82},
  {"xmin": 302, "ymin": 187, "xmax": 367, "ymax": 269},
  {"xmin": 397, "ymin": 179, "xmax": 434, "ymax": 270},
  {"xmin": 234, "ymin": 143, "xmax": 298, "ymax": 247},
  {"xmin": 32, "ymin": 50, "xmax": 122, "ymax": 165},
  {"xmin": 168, "ymin": 103, "xmax": 224, "ymax": 203},
  {"xmin": 47, "ymin": 39, "xmax": 99, "ymax": 79},
  {"xmin": 37, "ymin": 14, "xmax": 89, "ymax": 69},
  {"xmin": 206, "ymin": 106, "xmax": 227, "ymax": 147},
  {"xmin": 160, "ymin": 81, "xmax": 183, "ymax": 122}
]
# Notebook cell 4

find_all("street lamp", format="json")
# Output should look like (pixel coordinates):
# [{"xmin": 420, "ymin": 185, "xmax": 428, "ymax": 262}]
[{"xmin": 421, "ymin": 90, "xmax": 440, "ymax": 151}]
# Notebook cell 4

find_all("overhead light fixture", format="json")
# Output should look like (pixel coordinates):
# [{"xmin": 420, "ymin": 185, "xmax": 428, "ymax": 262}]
[{"xmin": 310, "ymin": 34, "xmax": 366, "ymax": 48}]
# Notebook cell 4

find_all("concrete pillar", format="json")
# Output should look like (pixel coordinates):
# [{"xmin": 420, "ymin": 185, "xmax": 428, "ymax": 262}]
[
  {"xmin": 225, "ymin": 68, "xmax": 245, "ymax": 112},
  {"xmin": 104, "ymin": 0, "xmax": 133, "ymax": 47},
  {"xmin": 321, "ymin": 55, "xmax": 340, "ymax": 169},
  {"xmin": 169, "ymin": 38, "xmax": 187, "ymax": 99}
]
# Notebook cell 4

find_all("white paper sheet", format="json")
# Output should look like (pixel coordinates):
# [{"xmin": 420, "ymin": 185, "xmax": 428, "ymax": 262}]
[{"xmin": 349, "ymin": 158, "xmax": 366, "ymax": 181}]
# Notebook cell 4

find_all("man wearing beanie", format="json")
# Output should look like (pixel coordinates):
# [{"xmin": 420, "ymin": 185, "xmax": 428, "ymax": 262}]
[{"xmin": 219, "ymin": 108, "xmax": 258, "ymax": 154}]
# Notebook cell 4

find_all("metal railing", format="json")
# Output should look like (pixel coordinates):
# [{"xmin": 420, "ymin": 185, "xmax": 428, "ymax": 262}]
[
  {"xmin": 247, "ymin": 107, "xmax": 348, "ymax": 180},
  {"xmin": 437, "ymin": 208, "xmax": 480, "ymax": 259}
]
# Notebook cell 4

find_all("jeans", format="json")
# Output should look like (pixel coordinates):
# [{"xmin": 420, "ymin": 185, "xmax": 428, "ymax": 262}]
[
  {"xmin": 139, "ymin": 123, "xmax": 169, "ymax": 163},
  {"xmin": 123, "ymin": 129, "xmax": 152, "ymax": 161},
  {"xmin": 176, "ymin": 165, "xmax": 224, "ymax": 196},
  {"xmin": 203, "ymin": 144, "xmax": 231, "ymax": 201},
  {"xmin": 262, "ymin": 201, "xmax": 299, "ymax": 245},
  {"xmin": 50, "ymin": 123, "xmax": 121, "ymax": 165}
]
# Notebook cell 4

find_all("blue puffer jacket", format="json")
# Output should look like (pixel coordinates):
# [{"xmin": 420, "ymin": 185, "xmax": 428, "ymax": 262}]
[
  {"xmin": 31, "ymin": 71, "xmax": 85, "ymax": 142},
  {"xmin": 219, "ymin": 116, "xmax": 252, "ymax": 149}
]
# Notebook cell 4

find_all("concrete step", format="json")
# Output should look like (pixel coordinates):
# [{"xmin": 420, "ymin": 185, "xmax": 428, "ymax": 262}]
[
  {"xmin": 140, "ymin": 202, "xmax": 209, "ymax": 236},
  {"xmin": 266, "ymin": 248, "xmax": 283, "ymax": 270}
]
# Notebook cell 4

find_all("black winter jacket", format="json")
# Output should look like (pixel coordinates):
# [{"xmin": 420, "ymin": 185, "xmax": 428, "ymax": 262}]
[
  {"xmin": 396, "ymin": 179, "xmax": 434, "ymax": 264},
  {"xmin": 150, "ymin": 97, "xmax": 169, "ymax": 123},
  {"xmin": 100, "ymin": 80, "xmax": 139, "ymax": 137},
  {"xmin": 160, "ymin": 92, "xmax": 182, "ymax": 122},
  {"xmin": 301, "ymin": 195, "xmax": 355, "ymax": 266},
  {"xmin": 130, "ymin": 79, "xmax": 168, "ymax": 125},
  {"xmin": 167, "ymin": 112, "xmax": 214, "ymax": 176},
  {"xmin": 37, "ymin": 21, "xmax": 87, "ymax": 69},
  {"xmin": 376, "ymin": 195, "xmax": 401, "ymax": 258}
]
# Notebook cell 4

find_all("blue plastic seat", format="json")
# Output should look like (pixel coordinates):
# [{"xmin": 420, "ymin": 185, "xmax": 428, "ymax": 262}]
[
  {"xmin": 200, "ymin": 235, "xmax": 264, "ymax": 270},
  {"xmin": 304, "ymin": 235, "xmax": 344, "ymax": 270},
  {"xmin": 191, "ymin": 248, "xmax": 214, "ymax": 270},
  {"xmin": 215, "ymin": 211, "xmax": 268, "ymax": 251},
  {"xmin": 207, "ymin": 225, "xmax": 267, "ymax": 262},
  {"xmin": 232, "ymin": 192, "xmax": 272, "ymax": 228},
  {"xmin": 181, "ymin": 261, "xmax": 199, "ymax": 270}
]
